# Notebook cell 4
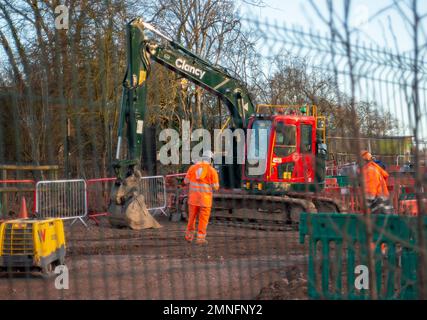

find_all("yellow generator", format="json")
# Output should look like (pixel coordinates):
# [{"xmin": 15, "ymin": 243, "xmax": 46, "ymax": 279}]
[{"xmin": 0, "ymin": 218, "xmax": 66, "ymax": 276}]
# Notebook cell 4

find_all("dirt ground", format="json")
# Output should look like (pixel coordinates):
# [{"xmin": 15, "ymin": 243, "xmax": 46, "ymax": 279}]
[{"xmin": 0, "ymin": 215, "xmax": 309, "ymax": 300}]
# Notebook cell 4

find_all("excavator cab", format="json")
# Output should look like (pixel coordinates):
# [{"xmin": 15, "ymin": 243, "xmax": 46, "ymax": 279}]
[{"xmin": 242, "ymin": 104, "xmax": 327, "ymax": 194}]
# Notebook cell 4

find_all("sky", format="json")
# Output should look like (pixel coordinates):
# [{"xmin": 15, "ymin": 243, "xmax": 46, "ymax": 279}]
[
  {"xmin": 239, "ymin": 0, "xmax": 427, "ymax": 142},
  {"xmin": 240, "ymin": 0, "xmax": 427, "ymax": 53}
]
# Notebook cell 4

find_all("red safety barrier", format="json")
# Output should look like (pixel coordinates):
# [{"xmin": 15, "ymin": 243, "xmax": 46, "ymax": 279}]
[
  {"xmin": 164, "ymin": 173, "xmax": 186, "ymax": 186},
  {"xmin": 326, "ymin": 160, "xmax": 338, "ymax": 176},
  {"xmin": 387, "ymin": 165, "xmax": 401, "ymax": 173},
  {"xmin": 325, "ymin": 178, "xmax": 338, "ymax": 188},
  {"xmin": 387, "ymin": 175, "xmax": 419, "ymax": 215},
  {"xmin": 323, "ymin": 185, "xmax": 361, "ymax": 213},
  {"xmin": 323, "ymin": 175, "xmax": 422, "ymax": 215},
  {"xmin": 0, "ymin": 180, "xmax": 36, "ymax": 218},
  {"xmin": 164, "ymin": 173, "xmax": 187, "ymax": 213},
  {"xmin": 86, "ymin": 177, "xmax": 116, "ymax": 225},
  {"xmin": 399, "ymin": 199, "xmax": 427, "ymax": 216}
]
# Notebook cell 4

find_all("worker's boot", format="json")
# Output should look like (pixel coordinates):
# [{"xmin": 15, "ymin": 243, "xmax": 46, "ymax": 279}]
[
  {"xmin": 185, "ymin": 231, "xmax": 194, "ymax": 243},
  {"xmin": 185, "ymin": 235, "xmax": 193, "ymax": 243},
  {"xmin": 195, "ymin": 239, "xmax": 208, "ymax": 245}
]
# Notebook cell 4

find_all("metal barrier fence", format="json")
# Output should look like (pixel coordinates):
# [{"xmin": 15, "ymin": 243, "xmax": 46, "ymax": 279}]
[
  {"xmin": 137, "ymin": 175, "xmax": 168, "ymax": 216},
  {"xmin": 85, "ymin": 175, "xmax": 170, "ymax": 220},
  {"xmin": 0, "ymin": 176, "xmax": 168, "ymax": 224},
  {"xmin": 36, "ymin": 179, "xmax": 87, "ymax": 226}
]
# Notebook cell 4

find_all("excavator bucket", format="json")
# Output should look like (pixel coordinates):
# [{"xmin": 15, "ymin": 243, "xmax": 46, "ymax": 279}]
[{"xmin": 108, "ymin": 170, "xmax": 162, "ymax": 230}]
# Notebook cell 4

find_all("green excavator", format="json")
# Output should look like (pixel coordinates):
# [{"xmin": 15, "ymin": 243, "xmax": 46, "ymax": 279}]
[{"xmin": 109, "ymin": 18, "xmax": 342, "ymax": 230}]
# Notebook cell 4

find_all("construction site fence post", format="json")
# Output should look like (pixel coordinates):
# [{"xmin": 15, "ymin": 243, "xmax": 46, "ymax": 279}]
[{"xmin": 36, "ymin": 179, "xmax": 88, "ymax": 227}]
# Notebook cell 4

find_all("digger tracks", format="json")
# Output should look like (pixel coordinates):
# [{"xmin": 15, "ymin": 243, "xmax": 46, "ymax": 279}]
[
  {"xmin": 207, "ymin": 192, "xmax": 344, "ymax": 232},
  {"xmin": 211, "ymin": 216, "xmax": 297, "ymax": 232}
]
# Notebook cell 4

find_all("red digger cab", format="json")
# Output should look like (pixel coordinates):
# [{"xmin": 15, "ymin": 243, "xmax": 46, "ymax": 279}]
[{"xmin": 242, "ymin": 104, "xmax": 327, "ymax": 193}]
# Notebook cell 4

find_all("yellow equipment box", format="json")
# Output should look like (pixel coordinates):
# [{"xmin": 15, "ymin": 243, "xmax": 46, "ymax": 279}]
[{"xmin": 0, "ymin": 218, "xmax": 66, "ymax": 275}]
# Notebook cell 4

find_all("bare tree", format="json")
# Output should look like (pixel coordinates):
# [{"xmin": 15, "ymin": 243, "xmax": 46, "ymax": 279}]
[
  {"xmin": 388, "ymin": 0, "xmax": 427, "ymax": 299},
  {"xmin": 255, "ymin": 53, "xmax": 399, "ymax": 138},
  {"xmin": 0, "ymin": 0, "xmax": 143, "ymax": 178},
  {"xmin": 145, "ymin": 0, "xmax": 258, "ymax": 129}
]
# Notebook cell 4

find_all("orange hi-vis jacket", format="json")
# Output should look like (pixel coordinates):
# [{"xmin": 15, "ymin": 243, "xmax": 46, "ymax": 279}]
[
  {"xmin": 361, "ymin": 161, "xmax": 390, "ymax": 198},
  {"xmin": 184, "ymin": 161, "xmax": 220, "ymax": 207}
]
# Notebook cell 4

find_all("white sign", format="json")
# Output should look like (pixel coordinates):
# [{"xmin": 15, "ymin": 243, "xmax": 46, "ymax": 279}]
[
  {"xmin": 137, "ymin": 120, "xmax": 144, "ymax": 134},
  {"xmin": 175, "ymin": 58, "xmax": 206, "ymax": 80}
]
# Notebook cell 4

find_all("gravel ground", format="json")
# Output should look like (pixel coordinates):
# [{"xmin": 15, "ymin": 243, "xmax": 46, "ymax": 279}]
[{"xmin": 0, "ymin": 216, "xmax": 309, "ymax": 300}]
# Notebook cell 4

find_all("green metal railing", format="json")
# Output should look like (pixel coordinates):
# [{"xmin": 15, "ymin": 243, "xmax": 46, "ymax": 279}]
[{"xmin": 300, "ymin": 213, "xmax": 427, "ymax": 299}]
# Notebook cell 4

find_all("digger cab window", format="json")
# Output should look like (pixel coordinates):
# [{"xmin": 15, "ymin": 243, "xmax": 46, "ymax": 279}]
[
  {"xmin": 246, "ymin": 120, "xmax": 272, "ymax": 176},
  {"xmin": 274, "ymin": 122, "xmax": 296, "ymax": 157},
  {"xmin": 247, "ymin": 120, "xmax": 272, "ymax": 161},
  {"xmin": 300, "ymin": 124, "xmax": 313, "ymax": 153}
]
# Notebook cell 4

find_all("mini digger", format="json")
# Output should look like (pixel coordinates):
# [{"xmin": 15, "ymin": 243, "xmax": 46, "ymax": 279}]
[{"xmin": 0, "ymin": 218, "xmax": 66, "ymax": 277}]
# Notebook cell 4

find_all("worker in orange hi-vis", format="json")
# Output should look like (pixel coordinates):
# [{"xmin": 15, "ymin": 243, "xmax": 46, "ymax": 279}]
[
  {"xmin": 184, "ymin": 150, "xmax": 219, "ymax": 245},
  {"xmin": 360, "ymin": 150, "xmax": 393, "ymax": 215}
]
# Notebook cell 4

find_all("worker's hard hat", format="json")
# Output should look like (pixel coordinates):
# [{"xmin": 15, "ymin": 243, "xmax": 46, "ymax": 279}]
[
  {"xmin": 360, "ymin": 150, "xmax": 372, "ymax": 161},
  {"xmin": 202, "ymin": 150, "xmax": 214, "ymax": 161}
]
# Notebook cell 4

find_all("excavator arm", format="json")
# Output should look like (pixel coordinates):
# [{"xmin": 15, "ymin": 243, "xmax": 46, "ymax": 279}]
[
  {"xmin": 113, "ymin": 18, "xmax": 255, "ymax": 178},
  {"xmin": 113, "ymin": 19, "xmax": 149, "ymax": 178},
  {"xmin": 139, "ymin": 20, "xmax": 255, "ymax": 127}
]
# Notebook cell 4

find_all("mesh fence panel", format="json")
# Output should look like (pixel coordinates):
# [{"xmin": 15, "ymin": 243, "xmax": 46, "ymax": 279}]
[
  {"xmin": 0, "ymin": 1, "xmax": 426, "ymax": 301},
  {"xmin": 137, "ymin": 176, "xmax": 167, "ymax": 214},
  {"xmin": 36, "ymin": 180, "xmax": 87, "ymax": 220}
]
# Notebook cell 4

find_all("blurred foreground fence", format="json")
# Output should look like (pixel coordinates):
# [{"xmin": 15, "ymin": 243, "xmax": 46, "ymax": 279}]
[
  {"xmin": 300, "ymin": 213, "xmax": 427, "ymax": 299},
  {"xmin": 0, "ymin": 1, "xmax": 427, "ymax": 300}
]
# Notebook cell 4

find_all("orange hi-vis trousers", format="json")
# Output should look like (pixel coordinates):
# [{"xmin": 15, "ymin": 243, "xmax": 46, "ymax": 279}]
[{"xmin": 185, "ymin": 204, "xmax": 212, "ymax": 241}]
